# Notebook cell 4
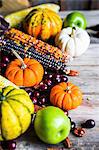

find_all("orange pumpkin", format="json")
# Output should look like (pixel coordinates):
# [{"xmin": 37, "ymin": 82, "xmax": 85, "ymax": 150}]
[
  {"xmin": 5, "ymin": 58, "xmax": 44, "ymax": 87},
  {"xmin": 50, "ymin": 82, "xmax": 83, "ymax": 110}
]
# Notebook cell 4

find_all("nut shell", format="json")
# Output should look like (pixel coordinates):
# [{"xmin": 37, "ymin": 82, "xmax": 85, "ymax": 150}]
[{"xmin": 73, "ymin": 128, "xmax": 85, "ymax": 137}]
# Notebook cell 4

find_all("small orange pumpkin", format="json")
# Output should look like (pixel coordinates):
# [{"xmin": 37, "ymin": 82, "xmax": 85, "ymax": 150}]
[
  {"xmin": 50, "ymin": 82, "xmax": 83, "ymax": 110},
  {"xmin": 5, "ymin": 58, "xmax": 44, "ymax": 87}
]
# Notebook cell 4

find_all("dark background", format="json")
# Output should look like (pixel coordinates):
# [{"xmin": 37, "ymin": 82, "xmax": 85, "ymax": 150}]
[
  {"xmin": 30, "ymin": 0, "xmax": 99, "ymax": 10},
  {"xmin": 0, "ymin": 0, "xmax": 99, "ymax": 16}
]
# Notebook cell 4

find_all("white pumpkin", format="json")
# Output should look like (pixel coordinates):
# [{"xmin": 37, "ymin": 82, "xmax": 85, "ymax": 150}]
[{"xmin": 55, "ymin": 27, "xmax": 90, "ymax": 57}]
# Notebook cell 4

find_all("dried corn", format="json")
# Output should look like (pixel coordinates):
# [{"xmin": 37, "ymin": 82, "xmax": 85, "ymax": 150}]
[{"xmin": 1, "ymin": 28, "xmax": 70, "ymax": 73}]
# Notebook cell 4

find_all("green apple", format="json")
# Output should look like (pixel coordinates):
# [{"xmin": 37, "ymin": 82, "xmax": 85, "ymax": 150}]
[
  {"xmin": 63, "ymin": 11, "xmax": 87, "ymax": 29},
  {"xmin": 34, "ymin": 106, "xmax": 71, "ymax": 144}
]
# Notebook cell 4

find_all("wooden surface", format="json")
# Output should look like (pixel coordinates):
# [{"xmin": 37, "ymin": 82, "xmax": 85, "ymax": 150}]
[{"xmin": 15, "ymin": 11, "xmax": 99, "ymax": 150}]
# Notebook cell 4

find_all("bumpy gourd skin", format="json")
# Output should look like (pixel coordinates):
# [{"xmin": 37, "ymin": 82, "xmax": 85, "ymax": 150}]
[
  {"xmin": 0, "ymin": 86, "xmax": 34, "ymax": 141},
  {"xmin": 23, "ymin": 8, "xmax": 62, "ymax": 41},
  {"xmin": 55, "ymin": 27, "xmax": 90, "ymax": 57}
]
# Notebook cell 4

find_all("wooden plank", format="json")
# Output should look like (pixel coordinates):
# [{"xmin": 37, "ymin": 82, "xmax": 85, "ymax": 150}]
[
  {"xmin": 68, "ymin": 66, "xmax": 99, "ymax": 78},
  {"xmin": 68, "ymin": 77, "xmax": 99, "ymax": 94},
  {"xmin": 68, "ymin": 58, "xmax": 99, "ymax": 66},
  {"xmin": 69, "ymin": 102, "xmax": 99, "ymax": 122},
  {"xmin": 13, "ymin": 10, "xmax": 99, "ymax": 149},
  {"xmin": 15, "ymin": 123, "xmax": 99, "ymax": 150}
]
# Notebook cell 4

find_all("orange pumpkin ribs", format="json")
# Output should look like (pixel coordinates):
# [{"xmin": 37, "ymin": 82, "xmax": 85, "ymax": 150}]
[
  {"xmin": 5, "ymin": 58, "xmax": 44, "ymax": 87},
  {"xmin": 50, "ymin": 82, "xmax": 83, "ymax": 110}
]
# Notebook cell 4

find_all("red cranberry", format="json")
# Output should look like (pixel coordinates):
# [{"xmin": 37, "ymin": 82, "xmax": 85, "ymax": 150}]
[
  {"xmin": 1, "ymin": 140, "xmax": 16, "ymax": 150},
  {"xmin": 38, "ymin": 95, "xmax": 47, "ymax": 105},
  {"xmin": 33, "ymin": 91, "xmax": 40, "ymax": 98},
  {"xmin": 61, "ymin": 76, "xmax": 68, "ymax": 82},
  {"xmin": 31, "ymin": 97, "xmax": 38, "ymax": 104},
  {"xmin": 8, "ymin": 141, "xmax": 16, "ymax": 150},
  {"xmin": 54, "ymin": 77, "xmax": 61, "ymax": 83},
  {"xmin": 46, "ymin": 74, "xmax": 53, "ymax": 79},
  {"xmin": 44, "ymin": 79, "xmax": 52, "ymax": 86},
  {"xmin": 44, "ymin": 71, "xmax": 48, "ymax": 75},
  {"xmin": 1, "ymin": 63, "xmax": 7, "ymax": 67},
  {"xmin": 53, "ymin": 74, "xmax": 60, "ymax": 79},
  {"xmin": 39, "ymin": 84, "xmax": 48, "ymax": 91},
  {"xmin": 1, "ymin": 141, "xmax": 8, "ymax": 149},
  {"xmin": 64, "ymin": 110, "xmax": 68, "ymax": 116},
  {"xmin": 2, "ymin": 56, "xmax": 10, "ymax": 63},
  {"xmin": 34, "ymin": 105, "xmax": 42, "ymax": 113}
]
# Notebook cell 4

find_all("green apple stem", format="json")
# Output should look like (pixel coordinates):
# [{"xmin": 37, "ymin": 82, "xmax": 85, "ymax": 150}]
[{"xmin": 11, "ymin": 49, "xmax": 27, "ymax": 69}]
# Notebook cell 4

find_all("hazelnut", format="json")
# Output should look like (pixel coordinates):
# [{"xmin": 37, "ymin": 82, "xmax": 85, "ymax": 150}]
[{"xmin": 73, "ymin": 128, "xmax": 85, "ymax": 137}]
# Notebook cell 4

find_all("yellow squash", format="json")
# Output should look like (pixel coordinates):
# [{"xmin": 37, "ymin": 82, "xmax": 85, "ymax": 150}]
[{"xmin": 0, "ymin": 86, "xmax": 34, "ymax": 141}]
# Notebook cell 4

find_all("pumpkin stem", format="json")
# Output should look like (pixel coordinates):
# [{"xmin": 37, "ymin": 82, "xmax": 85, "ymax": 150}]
[
  {"xmin": 65, "ymin": 86, "xmax": 71, "ymax": 93},
  {"xmin": 11, "ymin": 49, "xmax": 27, "ymax": 69},
  {"xmin": 0, "ymin": 92, "xmax": 5, "ymax": 101},
  {"xmin": 70, "ymin": 27, "xmax": 76, "ymax": 38}
]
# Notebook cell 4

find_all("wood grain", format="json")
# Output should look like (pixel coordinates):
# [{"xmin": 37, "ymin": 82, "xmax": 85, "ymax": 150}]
[{"xmin": 15, "ymin": 10, "xmax": 99, "ymax": 149}]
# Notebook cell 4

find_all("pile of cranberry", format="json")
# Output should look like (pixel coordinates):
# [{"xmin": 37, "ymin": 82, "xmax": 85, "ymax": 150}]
[
  {"xmin": 1, "ymin": 52, "xmax": 96, "ymax": 150},
  {"xmin": 25, "ymin": 69, "xmax": 68, "ymax": 106}
]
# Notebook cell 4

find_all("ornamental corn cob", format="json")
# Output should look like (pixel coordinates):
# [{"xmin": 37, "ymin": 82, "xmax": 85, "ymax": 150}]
[{"xmin": 1, "ymin": 28, "xmax": 70, "ymax": 73}]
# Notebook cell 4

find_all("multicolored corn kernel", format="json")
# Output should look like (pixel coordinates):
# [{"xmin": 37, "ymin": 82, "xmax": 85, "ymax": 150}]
[{"xmin": 0, "ymin": 28, "xmax": 70, "ymax": 74}]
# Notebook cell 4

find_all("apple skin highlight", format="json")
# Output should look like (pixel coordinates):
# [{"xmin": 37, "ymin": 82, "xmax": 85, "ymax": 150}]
[
  {"xmin": 63, "ymin": 11, "xmax": 87, "ymax": 29},
  {"xmin": 34, "ymin": 106, "xmax": 71, "ymax": 144}
]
